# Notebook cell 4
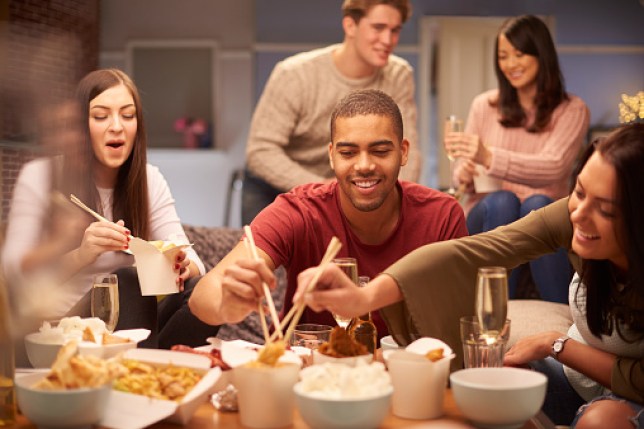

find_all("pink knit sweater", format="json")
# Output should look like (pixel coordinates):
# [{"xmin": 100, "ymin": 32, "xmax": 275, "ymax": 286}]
[{"xmin": 456, "ymin": 89, "xmax": 590, "ymax": 212}]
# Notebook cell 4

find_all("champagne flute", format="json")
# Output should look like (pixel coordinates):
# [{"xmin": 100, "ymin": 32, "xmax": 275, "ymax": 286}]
[
  {"xmin": 91, "ymin": 274, "xmax": 120, "ymax": 332},
  {"xmin": 444, "ymin": 115, "xmax": 464, "ymax": 195},
  {"xmin": 331, "ymin": 257, "xmax": 358, "ymax": 329},
  {"xmin": 475, "ymin": 267, "xmax": 508, "ymax": 344}
]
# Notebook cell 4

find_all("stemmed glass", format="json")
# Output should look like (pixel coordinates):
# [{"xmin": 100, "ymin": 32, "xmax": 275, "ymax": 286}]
[
  {"xmin": 91, "ymin": 274, "xmax": 120, "ymax": 332},
  {"xmin": 475, "ymin": 267, "xmax": 508, "ymax": 344},
  {"xmin": 331, "ymin": 257, "xmax": 358, "ymax": 329},
  {"xmin": 444, "ymin": 115, "xmax": 464, "ymax": 195}
]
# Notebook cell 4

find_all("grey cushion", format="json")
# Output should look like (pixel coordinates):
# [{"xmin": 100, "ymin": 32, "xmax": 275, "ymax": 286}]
[
  {"xmin": 183, "ymin": 225, "xmax": 286, "ymax": 345},
  {"xmin": 507, "ymin": 299, "xmax": 573, "ymax": 348}
]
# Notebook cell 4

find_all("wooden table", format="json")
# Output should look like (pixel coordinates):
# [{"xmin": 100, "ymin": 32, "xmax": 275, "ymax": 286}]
[{"xmin": 10, "ymin": 389, "xmax": 554, "ymax": 429}]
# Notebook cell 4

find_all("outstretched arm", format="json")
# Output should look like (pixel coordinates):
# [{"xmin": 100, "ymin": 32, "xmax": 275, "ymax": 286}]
[{"xmin": 189, "ymin": 240, "xmax": 277, "ymax": 325}]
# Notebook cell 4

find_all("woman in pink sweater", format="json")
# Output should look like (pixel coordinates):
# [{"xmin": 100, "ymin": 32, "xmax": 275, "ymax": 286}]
[{"xmin": 446, "ymin": 15, "xmax": 590, "ymax": 303}]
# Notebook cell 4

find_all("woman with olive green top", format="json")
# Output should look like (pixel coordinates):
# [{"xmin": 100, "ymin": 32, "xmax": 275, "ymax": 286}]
[{"xmin": 297, "ymin": 123, "xmax": 644, "ymax": 428}]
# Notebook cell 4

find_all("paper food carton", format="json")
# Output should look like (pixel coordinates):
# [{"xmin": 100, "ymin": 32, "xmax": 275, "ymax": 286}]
[
  {"xmin": 128, "ymin": 237, "xmax": 192, "ymax": 296},
  {"xmin": 99, "ymin": 348, "xmax": 222, "ymax": 429}
]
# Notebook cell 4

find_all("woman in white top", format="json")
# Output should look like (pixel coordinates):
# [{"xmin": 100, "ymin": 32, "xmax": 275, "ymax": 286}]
[{"xmin": 2, "ymin": 69, "xmax": 209, "ymax": 348}]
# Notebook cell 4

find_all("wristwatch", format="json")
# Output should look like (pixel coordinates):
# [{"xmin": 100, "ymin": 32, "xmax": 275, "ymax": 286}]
[{"xmin": 551, "ymin": 336, "xmax": 570, "ymax": 360}]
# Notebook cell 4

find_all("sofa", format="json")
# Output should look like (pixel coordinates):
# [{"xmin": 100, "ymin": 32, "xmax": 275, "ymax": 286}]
[{"xmin": 183, "ymin": 225, "xmax": 574, "ymax": 348}]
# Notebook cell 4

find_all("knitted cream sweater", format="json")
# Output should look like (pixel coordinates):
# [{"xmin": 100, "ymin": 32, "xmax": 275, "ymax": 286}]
[{"xmin": 246, "ymin": 44, "xmax": 420, "ymax": 191}]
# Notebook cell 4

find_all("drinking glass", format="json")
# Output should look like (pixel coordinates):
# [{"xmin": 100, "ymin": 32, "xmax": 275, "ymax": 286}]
[
  {"xmin": 460, "ymin": 316, "xmax": 511, "ymax": 368},
  {"xmin": 444, "ymin": 115, "xmax": 464, "ymax": 195},
  {"xmin": 290, "ymin": 324, "xmax": 333, "ymax": 350},
  {"xmin": 331, "ymin": 257, "xmax": 358, "ymax": 328},
  {"xmin": 91, "ymin": 274, "xmax": 119, "ymax": 332},
  {"xmin": 475, "ymin": 267, "xmax": 508, "ymax": 342}
]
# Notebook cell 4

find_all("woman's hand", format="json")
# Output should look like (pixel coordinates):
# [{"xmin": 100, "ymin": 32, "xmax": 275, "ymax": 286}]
[
  {"xmin": 294, "ymin": 263, "xmax": 368, "ymax": 319},
  {"xmin": 445, "ymin": 132, "xmax": 492, "ymax": 167},
  {"xmin": 503, "ymin": 331, "xmax": 563, "ymax": 367},
  {"xmin": 77, "ymin": 219, "xmax": 130, "ymax": 266},
  {"xmin": 174, "ymin": 249, "xmax": 193, "ymax": 291},
  {"xmin": 456, "ymin": 159, "xmax": 477, "ymax": 186}
]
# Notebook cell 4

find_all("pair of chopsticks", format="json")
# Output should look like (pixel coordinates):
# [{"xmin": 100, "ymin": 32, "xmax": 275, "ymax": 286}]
[
  {"xmin": 69, "ymin": 194, "xmax": 134, "ymax": 254},
  {"xmin": 70, "ymin": 194, "xmax": 110, "ymax": 223},
  {"xmin": 268, "ymin": 236, "xmax": 342, "ymax": 344},
  {"xmin": 242, "ymin": 225, "xmax": 284, "ymax": 344}
]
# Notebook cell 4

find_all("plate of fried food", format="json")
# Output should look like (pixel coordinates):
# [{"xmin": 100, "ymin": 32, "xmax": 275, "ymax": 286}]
[
  {"xmin": 15, "ymin": 340, "xmax": 127, "ymax": 429},
  {"xmin": 100, "ymin": 348, "xmax": 222, "ymax": 427}
]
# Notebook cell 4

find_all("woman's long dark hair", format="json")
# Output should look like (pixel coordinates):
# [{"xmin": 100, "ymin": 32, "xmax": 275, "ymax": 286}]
[
  {"xmin": 74, "ymin": 69, "xmax": 150, "ymax": 239},
  {"xmin": 493, "ymin": 15, "xmax": 568, "ymax": 133},
  {"xmin": 572, "ymin": 123, "xmax": 644, "ymax": 339}
]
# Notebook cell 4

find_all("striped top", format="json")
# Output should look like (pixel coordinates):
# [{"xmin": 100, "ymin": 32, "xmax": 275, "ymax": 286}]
[{"xmin": 457, "ymin": 89, "xmax": 590, "ymax": 211}]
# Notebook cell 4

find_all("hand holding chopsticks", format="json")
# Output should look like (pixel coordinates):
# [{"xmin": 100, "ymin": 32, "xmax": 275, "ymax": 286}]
[{"xmin": 243, "ymin": 226, "xmax": 284, "ymax": 342}]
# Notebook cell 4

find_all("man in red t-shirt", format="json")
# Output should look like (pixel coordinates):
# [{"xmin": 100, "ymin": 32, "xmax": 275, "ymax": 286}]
[{"xmin": 190, "ymin": 89, "xmax": 468, "ymax": 340}]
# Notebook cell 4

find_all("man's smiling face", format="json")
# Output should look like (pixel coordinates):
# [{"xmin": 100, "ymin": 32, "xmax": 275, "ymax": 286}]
[{"xmin": 329, "ymin": 113, "xmax": 408, "ymax": 212}]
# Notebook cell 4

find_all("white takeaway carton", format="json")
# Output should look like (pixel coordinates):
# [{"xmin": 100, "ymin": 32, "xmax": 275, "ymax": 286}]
[
  {"xmin": 128, "ymin": 238, "xmax": 192, "ymax": 296},
  {"xmin": 99, "ymin": 348, "xmax": 221, "ymax": 429}
]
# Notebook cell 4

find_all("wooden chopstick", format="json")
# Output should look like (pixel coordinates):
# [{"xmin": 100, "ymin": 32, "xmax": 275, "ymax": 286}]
[
  {"xmin": 283, "ymin": 237, "xmax": 342, "ymax": 343},
  {"xmin": 269, "ymin": 236, "xmax": 342, "ymax": 343},
  {"xmin": 243, "ymin": 237, "xmax": 270, "ymax": 344},
  {"xmin": 70, "ymin": 194, "xmax": 110, "ymax": 223},
  {"xmin": 243, "ymin": 225, "xmax": 284, "ymax": 341}
]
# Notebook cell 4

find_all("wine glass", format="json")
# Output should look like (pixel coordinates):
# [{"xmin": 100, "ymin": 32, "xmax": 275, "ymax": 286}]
[
  {"xmin": 475, "ymin": 267, "xmax": 508, "ymax": 344},
  {"xmin": 331, "ymin": 257, "xmax": 358, "ymax": 329},
  {"xmin": 91, "ymin": 274, "xmax": 120, "ymax": 332},
  {"xmin": 444, "ymin": 115, "xmax": 464, "ymax": 195}
]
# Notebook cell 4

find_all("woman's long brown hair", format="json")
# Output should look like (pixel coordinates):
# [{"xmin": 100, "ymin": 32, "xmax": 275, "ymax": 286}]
[{"xmin": 74, "ymin": 68, "xmax": 150, "ymax": 239}]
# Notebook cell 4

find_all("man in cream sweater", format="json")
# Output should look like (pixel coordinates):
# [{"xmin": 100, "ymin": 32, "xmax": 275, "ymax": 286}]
[{"xmin": 242, "ymin": 0, "xmax": 421, "ymax": 225}]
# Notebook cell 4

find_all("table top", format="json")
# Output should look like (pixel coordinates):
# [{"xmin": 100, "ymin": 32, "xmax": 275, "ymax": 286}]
[{"xmin": 10, "ymin": 388, "xmax": 554, "ymax": 429}]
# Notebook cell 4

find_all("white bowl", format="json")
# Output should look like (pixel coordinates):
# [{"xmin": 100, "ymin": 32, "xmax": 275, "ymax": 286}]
[
  {"xmin": 24, "ymin": 333, "xmax": 63, "ymax": 368},
  {"xmin": 294, "ymin": 382, "xmax": 392, "ymax": 429},
  {"xmin": 312, "ymin": 350, "xmax": 373, "ymax": 367},
  {"xmin": 15, "ymin": 372, "xmax": 111, "ymax": 429},
  {"xmin": 24, "ymin": 330, "xmax": 146, "ymax": 368},
  {"xmin": 450, "ymin": 367, "xmax": 547, "ymax": 429}
]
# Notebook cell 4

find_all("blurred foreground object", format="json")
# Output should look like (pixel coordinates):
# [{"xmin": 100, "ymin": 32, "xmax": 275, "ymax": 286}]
[{"xmin": 0, "ymin": 273, "xmax": 17, "ymax": 424}]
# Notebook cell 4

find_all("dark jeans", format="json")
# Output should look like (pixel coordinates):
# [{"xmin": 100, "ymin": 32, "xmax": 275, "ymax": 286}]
[
  {"xmin": 241, "ymin": 168, "xmax": 282, "ymax": 226},
  {"xmin": 531, "ymin": 357, "xmax": 586, "ymax": 426},
  {"xmin": 157, "ymin": 275, "xmax": 220, "ymax": 349},
  {"xmin": 467, "ymin": 191, "xmax": 572, "ymax": 303}
]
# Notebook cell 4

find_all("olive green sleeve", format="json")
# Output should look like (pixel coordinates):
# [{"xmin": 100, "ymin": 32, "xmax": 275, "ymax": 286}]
[
  {"xmin": 380, "ymin": 197, "xmax": 575, "ymax": 370},
  {"xmin": 612, "ymin": 357, "xmax": 644, "ymax": 403}
]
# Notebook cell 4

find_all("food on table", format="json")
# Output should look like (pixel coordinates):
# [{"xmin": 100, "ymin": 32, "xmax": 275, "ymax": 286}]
[
  {"xmin": 170, "ymin": 344, "xmax": 231, "ymax": 370},
  {"xmin": 101, "ymin": 333, "xmax": 132, "ymax": 345},
  {"xmin": 37, "ymin": 316, "xmax": 108, "ymax": 345},
  {"xmin": 34, "ymin": 341, "xmax": 126, "ymax": 390},
  {"xmin": 425, "ymin": 348, "xmax": 445, "ymax": 362},
  {"xmin": 113, "ymin": 359, "xmax": 202, "ymax": 402},
  {"xmin": 46, "ymin": 319, "xmax": 131, "ymax": 346},
  {"xmin": 298, "ymin": 361, "xmax": 391, "ymax": 399},
  {"xmin": 318, "ymin": 326, "xmax": 368, "ymax": 358},
  {"xmin": 255, "ymin": 340, "xmax": 286, "ymax": 366}
]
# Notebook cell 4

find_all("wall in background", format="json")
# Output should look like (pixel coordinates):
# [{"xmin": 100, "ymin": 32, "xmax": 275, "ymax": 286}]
[{"xmin": 98, "ymin": 0, "xmax": 642, "ymax": 227}]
